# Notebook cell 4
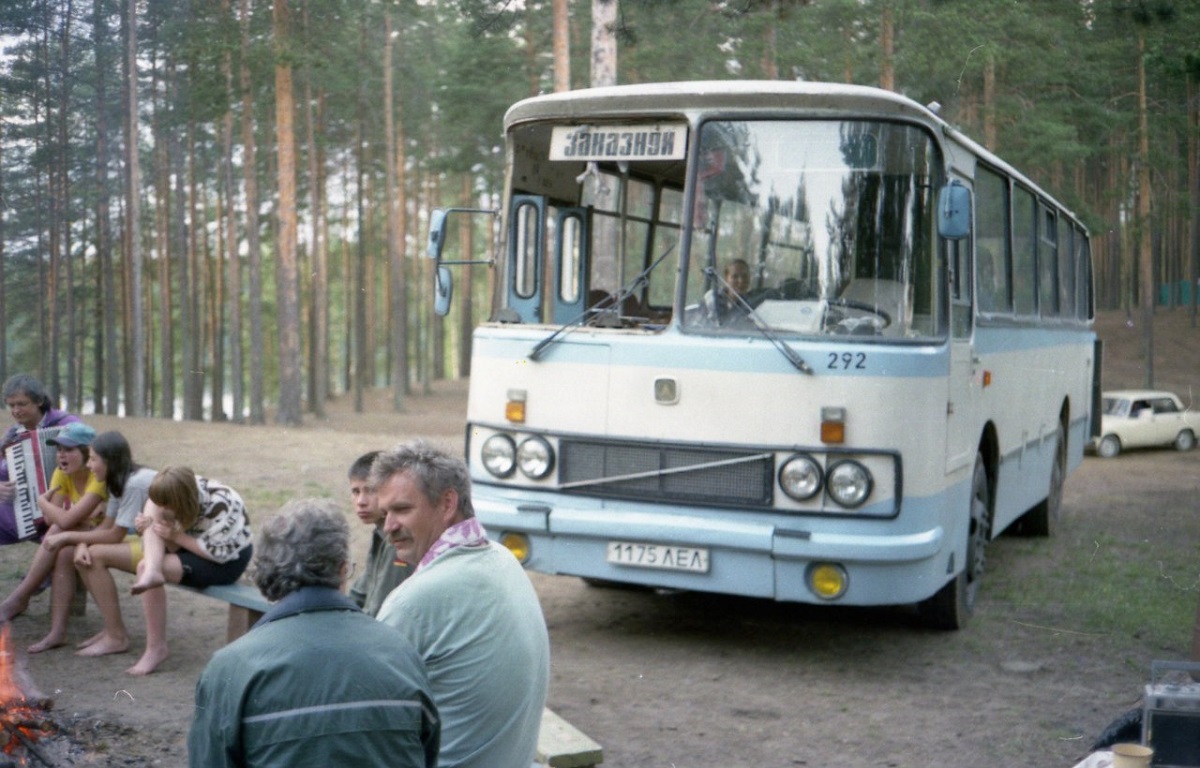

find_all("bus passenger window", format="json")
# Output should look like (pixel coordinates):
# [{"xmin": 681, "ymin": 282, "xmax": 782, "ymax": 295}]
[
  {"xmin": 1057, "ymin": 217, "xmax": 1075, "ymax": 318},
  {"xmin": 1012, "ymin": 186, "xmax": 1037, "ymax": 316},
  {"xmin": 975, "ymin": 166, "xmax": 1010, "ymax": 314},
  {"xmin": 1038, "ymin": 204, "xmax": 1058, "ymax": 317}
]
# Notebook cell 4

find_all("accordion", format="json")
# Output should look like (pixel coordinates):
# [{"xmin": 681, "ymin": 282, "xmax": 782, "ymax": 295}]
[{"xmin": 4, "ymin": 427, "xmax": 65, "ymax": 540}]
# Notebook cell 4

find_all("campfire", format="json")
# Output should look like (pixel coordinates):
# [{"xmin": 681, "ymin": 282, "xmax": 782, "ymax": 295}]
[{"xmin": 0, "ymin": 624, "xmax": 55, "ymax": 767}]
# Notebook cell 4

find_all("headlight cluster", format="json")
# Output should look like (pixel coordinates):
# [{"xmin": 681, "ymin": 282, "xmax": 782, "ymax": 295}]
[
  {"xmin": 778, "ymin": 454, "xmax": 873, "ymax": 508},
  {"xmin": 480, "ymin": 434, "xmax": 555, "ymax": 480}
]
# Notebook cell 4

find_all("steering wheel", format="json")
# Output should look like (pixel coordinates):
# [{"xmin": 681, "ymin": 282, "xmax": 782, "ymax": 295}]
[{"xmin": 825, "ymin": 297, "xmax": 892, "ymax": 328}]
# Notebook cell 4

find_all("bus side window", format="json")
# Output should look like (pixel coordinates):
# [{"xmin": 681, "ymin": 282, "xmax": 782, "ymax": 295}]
[
  {"xmin": 1057, "ymin": 214, "xmax": 1076, "ymax": 318},
  {"xmin": 1038, "ymin": 203, "xmax": 1058, "ymax": 317},
  {"xmin": 1011, "ymin": 185, "xmax": 1037, "ymax": 317},
  {"xmin": 974, "ymin": 166, "xmax": 1011, "ymax": 314}
]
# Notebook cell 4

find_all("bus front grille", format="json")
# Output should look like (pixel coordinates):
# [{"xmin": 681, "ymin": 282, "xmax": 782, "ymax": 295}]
[{"xmin": 558, "ymin": 440, "xmax": 774, "ymax": 507}]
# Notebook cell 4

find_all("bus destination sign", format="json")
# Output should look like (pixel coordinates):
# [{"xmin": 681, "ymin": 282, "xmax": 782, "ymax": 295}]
[{"xmin": 550, "ymin": 124, "xmax": 688, "ymax": 162}]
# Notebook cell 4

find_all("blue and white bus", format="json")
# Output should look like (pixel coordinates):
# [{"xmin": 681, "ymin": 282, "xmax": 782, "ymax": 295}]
[{"xmin": 429, "ymin": 81, "xmax": 1097, "ymax": 629}]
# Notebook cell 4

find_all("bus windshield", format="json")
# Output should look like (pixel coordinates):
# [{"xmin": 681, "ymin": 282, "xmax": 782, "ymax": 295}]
[{"xmin": 683, "ymin": 119, "xmax": 942, "ymax": 341}]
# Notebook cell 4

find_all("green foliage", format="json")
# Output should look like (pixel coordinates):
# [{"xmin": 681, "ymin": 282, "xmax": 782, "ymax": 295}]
[
  {"xmin": 989, "ymin": 533, "xmax": 1197, "ymax": 652},
  {"xmin": 1, "ymin": 0, "xmax": 1198, "ymax": 412}
]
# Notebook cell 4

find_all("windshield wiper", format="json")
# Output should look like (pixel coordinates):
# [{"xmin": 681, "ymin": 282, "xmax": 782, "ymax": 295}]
[
  {"xmin": 529, "ymin": 241, "xmax": 676, "ymax": 361},
  {"xmin": 703, "ymin": 267, "xmax": 814, "ymax": 375}
]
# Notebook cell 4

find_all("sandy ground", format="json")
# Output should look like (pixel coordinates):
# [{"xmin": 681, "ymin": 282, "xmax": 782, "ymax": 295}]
[{"xmin": 0, "ymin": 307, "xmax": 1196, "ymax": 766}]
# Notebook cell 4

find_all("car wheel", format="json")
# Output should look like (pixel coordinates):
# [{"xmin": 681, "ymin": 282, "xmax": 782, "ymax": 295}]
[
  {"xmin": 920, "ymin": 455, "xmax": 989, "ymax": 630},
  {"xmin": 1174, "ymin": 430, "xmax": 1196, "ymax": 452},
  {"xmin": 1097, "ymin": 434, "xmax": 1121, "ymax": 458}
]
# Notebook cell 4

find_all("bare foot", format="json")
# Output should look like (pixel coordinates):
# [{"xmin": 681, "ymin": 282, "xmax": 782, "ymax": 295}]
[
  {"xmin": 129, "ymin": 574, "xmax": 165, "ymax": 596},
  {"xmin": 76, "ymin": 634, "xmax": 130, "ymax": 657},
  {"xmin": 76, "ymin": 630, "xmax": 107, "ymax": 649},
  {"xmin": 0, "ymin": 598, "xmax": 28, "ymax": 623},
  {"xmin": 28, "ymin": 634, "xmax": 66, "ymax": 654},
  {"xmin": 126, "ymin": 647, "xmax": 169, "ymax": 676}
]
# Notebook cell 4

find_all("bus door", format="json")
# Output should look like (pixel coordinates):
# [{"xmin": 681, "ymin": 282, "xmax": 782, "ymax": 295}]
[{"xmin": 945, "ymin": 234, "xmax": 978, "ymax": 474}]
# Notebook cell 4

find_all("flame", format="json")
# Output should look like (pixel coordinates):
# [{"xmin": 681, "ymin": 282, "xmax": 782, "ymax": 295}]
[{"xmin": 0, "ymin": 623, "xmax": 50, "ymax": 756}]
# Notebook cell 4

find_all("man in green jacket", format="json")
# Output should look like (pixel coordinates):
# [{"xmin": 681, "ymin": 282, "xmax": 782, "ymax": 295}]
[{"xmin": 188, "ymin": 498, "xmax": 438, "ymax": 767}]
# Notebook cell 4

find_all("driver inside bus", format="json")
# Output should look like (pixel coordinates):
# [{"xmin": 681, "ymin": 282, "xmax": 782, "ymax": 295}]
[{"xmin": 703, "ymin": 258, "xmax": 752, "ymax": 324}]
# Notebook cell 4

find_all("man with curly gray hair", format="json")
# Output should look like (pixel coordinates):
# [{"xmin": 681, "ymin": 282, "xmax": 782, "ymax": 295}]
[{"xmin": 188, "ymin": 498, "xmax": 439, "ymax": 767}]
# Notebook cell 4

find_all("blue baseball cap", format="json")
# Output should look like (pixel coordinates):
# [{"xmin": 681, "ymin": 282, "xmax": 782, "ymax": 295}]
[{"xmin": 47, "ymin": 422, "xmax": 97, "ymax": 448}]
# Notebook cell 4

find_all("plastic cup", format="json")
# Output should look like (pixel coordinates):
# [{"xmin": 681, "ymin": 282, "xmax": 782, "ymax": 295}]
[{"xmin": 1111, "ymin": 743, "xmax": 1153, "ymax": 768}]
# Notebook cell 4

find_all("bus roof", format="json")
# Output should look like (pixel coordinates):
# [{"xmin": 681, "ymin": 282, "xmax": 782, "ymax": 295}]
[
  {"xmin": 503, "ymin": 80, "xmax": 1086, "ymax": 231},
  {"xmin": 504, "ymin": 80, "xmax": 941, "ymax": 129}
]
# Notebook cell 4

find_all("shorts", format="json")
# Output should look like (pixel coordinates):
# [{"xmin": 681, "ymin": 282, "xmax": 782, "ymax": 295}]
[
  {"xmin": 178, "ymin": 544, "xmax": 253, "ymax": 590},
  {"xmin": 125, "ymin": 534, "xmax": 144, "ymax": 569}
]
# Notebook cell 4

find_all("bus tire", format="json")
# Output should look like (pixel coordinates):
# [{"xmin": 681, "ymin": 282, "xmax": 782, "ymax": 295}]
[
  {"xmin": 1016, "ymin": 423, "xmax": 1064, "ymax": 537},
  {"xmin": 920, "ymin": 455, "xmax": 989, "ymax": 630}
]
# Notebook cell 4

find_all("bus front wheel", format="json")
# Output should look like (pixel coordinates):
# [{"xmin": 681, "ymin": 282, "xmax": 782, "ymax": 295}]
[{"xmin": 920, "ymin": 455, "xmax": 990, "ymax": 630}]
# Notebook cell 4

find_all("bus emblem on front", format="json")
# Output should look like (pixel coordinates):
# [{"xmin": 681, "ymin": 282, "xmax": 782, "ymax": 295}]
[{"xmin": 654, "ymin": 377, "xmax": 679, "ymax": 405}]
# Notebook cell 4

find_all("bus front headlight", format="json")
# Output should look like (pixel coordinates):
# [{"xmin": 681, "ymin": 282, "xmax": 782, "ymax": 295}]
[
  {"xmin": 826, "ymin": 460, "xmax": 872, "ymax": 508},
  {"xmin": 779, "ymin": 454, "xmax": 823, "ymax": 501},
  {"xmin": 481, "ymin": 434, "xmax": 517, "ymax": 478},
  {"xmin": 517, "ymin": 436, "xmax": 555, "ymax": 480}
]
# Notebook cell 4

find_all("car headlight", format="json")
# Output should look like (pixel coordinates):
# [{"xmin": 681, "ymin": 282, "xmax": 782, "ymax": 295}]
[
  {"xmin": 516, "ymin": 436, "xmax": 555, "ymax": 480},
  {"xmin": 481, "ymin": 434, "xmax": 517, "ymax": 478},
  {"xmin": 779, "ymin": 454, "xmax": 823, "ymax": 501},
  {"xmin": 826, "ymin": 460, "xmax": 872, "ymax": 508}
]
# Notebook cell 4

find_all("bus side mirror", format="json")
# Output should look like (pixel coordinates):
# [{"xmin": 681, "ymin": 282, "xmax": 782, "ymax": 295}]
[
  {"xmin": 434, "ymin": 266, "xmax": 454, "ymax": 317},
  {"xmin": 938, "ymin": 182, "xmax": 971, "ymax": 240},
  {"xmin": 427, "ymin": 209, "xmax": 448, "ymax": 261},
  {"xmin": 424, "ymin": 206, "xmax": 497, "ymax": 317}
]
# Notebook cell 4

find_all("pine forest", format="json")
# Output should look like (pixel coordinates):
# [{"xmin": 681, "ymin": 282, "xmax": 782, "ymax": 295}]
[{"xmin": 0, "ymin": 0, "xmax": 1197, "ymax": 423}]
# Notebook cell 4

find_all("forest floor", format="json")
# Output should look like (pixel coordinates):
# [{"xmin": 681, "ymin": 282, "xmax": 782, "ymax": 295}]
[{"xmin": 0, "ymin": 307, "xmax": 1197, "ymax": 766}]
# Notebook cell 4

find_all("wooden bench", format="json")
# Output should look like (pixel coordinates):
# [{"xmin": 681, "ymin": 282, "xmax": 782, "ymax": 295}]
[
  {"xmin": 536, "ymin": 708, "xmax": 604, "ymax": 767},
  {"xmin": 175, "ymin": 584, "xmax": 603, "ymax": 766},
  {"xmin": 174, "ymin": 581, "xmax": 272, "ymax": 643}
]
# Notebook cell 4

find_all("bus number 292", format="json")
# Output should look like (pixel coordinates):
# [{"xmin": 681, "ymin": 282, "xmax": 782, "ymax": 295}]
[{"xmin": 828, "ymin": 352, "xmax": 867, "ymax": 370}]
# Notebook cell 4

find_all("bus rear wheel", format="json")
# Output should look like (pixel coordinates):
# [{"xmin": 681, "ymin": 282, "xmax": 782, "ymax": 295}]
[
  {"xmin": 1016, "ymin": 424, "xmax": 1064, "ymax": 537},
  {"xmin": 920, "ymin": 455, "xmax": 990, "ymax": 630}
]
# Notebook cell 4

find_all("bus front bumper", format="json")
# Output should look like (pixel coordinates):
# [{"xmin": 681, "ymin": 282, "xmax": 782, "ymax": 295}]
[{"xmin": 475, "ymin": 490, "xmax": 953, "ymax": 607}]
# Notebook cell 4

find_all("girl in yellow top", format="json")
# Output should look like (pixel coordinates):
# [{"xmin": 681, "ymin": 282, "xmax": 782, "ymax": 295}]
[{"xmin": 0, "ymin": 423, "xmax": 106, "ymax": 638}]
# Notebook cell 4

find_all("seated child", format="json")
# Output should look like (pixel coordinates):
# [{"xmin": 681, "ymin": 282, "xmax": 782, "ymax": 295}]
[
  {"xmin": 0, "ymin": 422, "xmax": 105, "ymax": 629},
  {"xmin": 347, "ymin": 451, "xmax": 414, "ymax": 617}
]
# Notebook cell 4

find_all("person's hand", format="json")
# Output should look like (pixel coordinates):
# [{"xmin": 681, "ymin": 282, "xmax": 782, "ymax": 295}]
[
  {"xmin": 0, "ymin": 481, "xmax": 14, "ymax": 503},
  {"xmin": 74, "ymin": 544, "xmax": 92, "ymax": 567},
  {"xmin": 151, "ymin": 520, "xmax": 181, "ymax": 543},
  {"xmin": 133, "ymin": 513, "xmax": 151, "ymax": 535},
  {"xmin": 41, "ymin": 532, "xmax": 65, "ymax": 553}
]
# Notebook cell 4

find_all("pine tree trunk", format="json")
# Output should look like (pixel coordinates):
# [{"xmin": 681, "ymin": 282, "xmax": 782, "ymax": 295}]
[
  {"xmin": 384, "ymin": 11, "xmax": 407, "ymax": 411},
  {"xmin": 273, "ymin": 0, "xmax": 303, "ymax": 426},
  {"xmin": 591, "ymin": 0, "xmax": 618, "ymax": 87},
  {"xmin": 1136, "ymin": 32, "xmax": 1154, "ymax": 388},
  {"xmin": 553, "ymin": 0, "xmax": 570, "ymax": 92},
  {"xmin": 125, "ymin": 0, "xmax": 145, "ymax": 417}
]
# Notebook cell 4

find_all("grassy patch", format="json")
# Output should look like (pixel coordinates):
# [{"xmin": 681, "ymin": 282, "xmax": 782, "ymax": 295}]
[{"xmin": 990, "ymin": 532, "xmax": 1197, "ymax": 651}]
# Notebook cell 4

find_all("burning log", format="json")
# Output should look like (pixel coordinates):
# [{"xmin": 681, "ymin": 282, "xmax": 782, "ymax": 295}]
[
  {"xmin": 0, "ymin": 722, "xmax": 53, "ymax": 767},
  {"xmin": 0, "ymin": 624, "xmax": 56, "ymax": 765}
]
